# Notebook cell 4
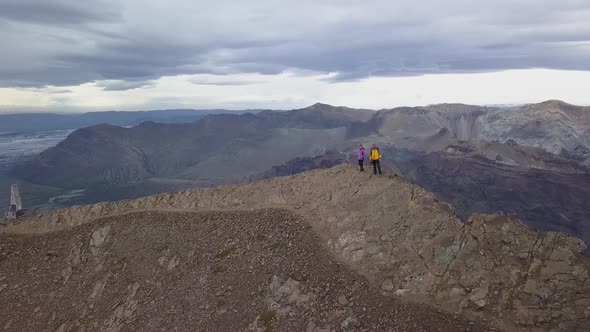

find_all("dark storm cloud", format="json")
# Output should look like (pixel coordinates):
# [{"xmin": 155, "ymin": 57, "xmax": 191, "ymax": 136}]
[
  {"xmin": 0, "ymin": 0, "xmax": 120, "ymax": 25},
  {"xmin": 58, "ymin": 44, "xmax": 198, "ymax": 81},
  {"xmin": 189, "ymin": 77, "xmax": 258, "ymax": 86},
  {"xmin": 49, "ymin": 89, "xmax": 72, "ymax": 94},
  {"xmin": 95, "ymin": 80, "xmax": 154, "ymax": 91},
  {"xmin": 0, "ymin": 0, "xmax": 589, "ymax": 88}
]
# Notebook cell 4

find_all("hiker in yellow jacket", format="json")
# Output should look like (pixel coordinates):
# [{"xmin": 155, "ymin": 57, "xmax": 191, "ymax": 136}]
[{"xmin": 370, "ymin": 143, "xmax": 382, "ymax": 175}]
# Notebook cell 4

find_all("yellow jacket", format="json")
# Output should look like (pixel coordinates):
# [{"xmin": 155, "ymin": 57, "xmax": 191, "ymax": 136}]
[{"xmin": 370, "ymin": 148, "xmax": 381, "ymax": 160}]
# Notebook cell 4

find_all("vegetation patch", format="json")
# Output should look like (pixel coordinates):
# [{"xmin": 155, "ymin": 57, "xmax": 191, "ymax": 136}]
[
  {"xmin": 109, "ymin": 260, "xmax": 126, "ymax": 273},
  {"xmin": 260, "ymin": 309, "xmax": 277, "ymax": 331},
  {"xmin": 214, "ymin": 248, "xmax": 232, "ymax": 260}
]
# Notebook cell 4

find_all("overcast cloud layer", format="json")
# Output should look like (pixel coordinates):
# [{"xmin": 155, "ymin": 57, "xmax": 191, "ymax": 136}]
[{"xmin": 1, "ymin": 0, "xmax": 590, "ymax": 111}]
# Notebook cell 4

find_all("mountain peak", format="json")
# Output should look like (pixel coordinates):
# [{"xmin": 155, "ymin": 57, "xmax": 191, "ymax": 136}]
[
  {"xmin": 525, "ymin": 100, "xmax": 586, "ymax": 115},
  {"xmin": 307, "ymin": 102, "xmax": 336, "ymax": 109},
  {"xmin": 537, "ymin": 99, "xmax": 572, "ymax": 107}
]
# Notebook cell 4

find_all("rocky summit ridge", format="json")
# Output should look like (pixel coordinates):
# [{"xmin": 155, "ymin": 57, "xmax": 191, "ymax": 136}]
[{"xmin": 2, "ymin": 165, "xmax": 589, "ymax": 331}]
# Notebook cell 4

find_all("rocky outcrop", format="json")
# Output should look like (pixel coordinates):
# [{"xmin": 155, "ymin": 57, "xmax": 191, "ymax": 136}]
[
  {"xmin": 3, "ymin": 165, "xmax": 590, "ymax": 330},
  {"xmin": 0, "ymin": 209, "xmax": 480, "ymax": 331}
]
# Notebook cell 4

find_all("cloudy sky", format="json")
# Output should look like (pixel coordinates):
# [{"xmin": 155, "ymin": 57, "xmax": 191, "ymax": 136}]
[{"xmin": 1, "ymin": 0, "xmax": 590, "ymax": 112}]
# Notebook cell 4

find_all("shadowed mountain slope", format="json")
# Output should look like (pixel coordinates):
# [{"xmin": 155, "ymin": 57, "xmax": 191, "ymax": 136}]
[
  {"xmin": 12, "ymin": 105, "xmax": 372, "ymax": 188},
  {"xmin": 13, "ymin": 101, "xmax": 590, "ymax": 189},
  {"xmin": 396, "ymin": 145, "xmax": 590, "ymax": 253}
]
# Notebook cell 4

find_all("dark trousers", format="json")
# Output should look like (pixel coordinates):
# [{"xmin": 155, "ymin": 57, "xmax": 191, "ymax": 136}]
[
  {"xmin": 358, "ymin": 159, "xmax": 365, "ymax": 171},
  {"xmin": 372, "ymin": 160, "xmax": 382, "ymax": 174}
]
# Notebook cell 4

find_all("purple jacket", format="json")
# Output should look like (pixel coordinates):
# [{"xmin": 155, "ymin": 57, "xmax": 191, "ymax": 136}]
[{"xmin": 357, "ymin": 147, "xmax": 365, "ymax": 160}]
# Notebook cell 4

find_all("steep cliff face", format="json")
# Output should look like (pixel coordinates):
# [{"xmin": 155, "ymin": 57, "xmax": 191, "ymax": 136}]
[
  {"xmin": 363, "ymin": 101, "xmax": 590, "ymax": 160},
  {"xmin": 4, "ymin": 165, "xmax": 589, "ymax": 331},
  {"xmin": 480, "ymin": 100, "xmax": 590, "ymax": 158},
  {"xmin": 370, "ymin": 104, "xmax": 490, "ymax": 150}
]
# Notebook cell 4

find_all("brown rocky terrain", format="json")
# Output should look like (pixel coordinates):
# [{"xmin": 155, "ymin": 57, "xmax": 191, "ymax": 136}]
[
  {"xmin": 253, "ymin": 140, "xmax": 590, "ymax": 255},
  {"xmin": 0, "ymin": 210, "xmax": 481, "ymax": 332},
  {"xmin": 3, "ymin": 165, "xmax": 589, "ymax": 331}
]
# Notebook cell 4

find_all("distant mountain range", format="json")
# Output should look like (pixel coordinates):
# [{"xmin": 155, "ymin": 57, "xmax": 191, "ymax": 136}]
[
  {"xmin": 12, "ymin": 103, "xmax": 372, "ymax": 188},
  {"xmin": 7, "ymin": 100, "xmax": 590, "ymax": 252},
  {"xmin": 14, "ymin": 100, "xmax": 590, "ymax": 186},
  {"xmin": 0, "ymin": 109, "xmax": 251, "ymax": 133}
]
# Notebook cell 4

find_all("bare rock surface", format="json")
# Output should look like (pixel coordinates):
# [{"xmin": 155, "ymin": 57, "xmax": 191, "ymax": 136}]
[
  {"xmin": 0, "ymin": 210, "xmax": 479, "ymax": 331},
  {"xmin": 3, "ymin": 164, "xmax": 590, "ymax": 330}
]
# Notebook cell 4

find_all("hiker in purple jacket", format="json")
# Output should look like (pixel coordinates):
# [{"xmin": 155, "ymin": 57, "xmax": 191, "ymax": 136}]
[{"xmin": 357, "ymin": 145, "xmax": 366, "ymax": 171}]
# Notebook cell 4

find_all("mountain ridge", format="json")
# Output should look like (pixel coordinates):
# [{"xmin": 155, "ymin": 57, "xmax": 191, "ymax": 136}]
[
  {"xmin": 14, "ymin": 100, "xmax": 590, "ymax": 187},
  {"xmin": 6, "ymin": 100, "xmax": 590, "ymax": 258},
  {"xmin": 0, "ymin": 209, "xmax": 484, "ymax": 331},
  {"xmin": 0, "ymin": 109, "xmax": 254, "ymax": 133},
  {"xmin": 3, "ymin": 164, "xmax": 589, "ymax": 331}
]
